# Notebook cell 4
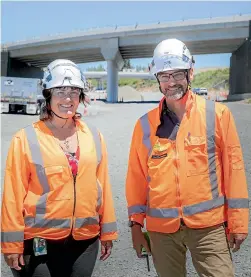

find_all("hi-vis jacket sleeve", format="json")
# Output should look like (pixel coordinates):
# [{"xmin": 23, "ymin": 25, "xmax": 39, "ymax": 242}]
[
  {"xmin": 97, "ymin": 133, "xmax": 118, "ymax": 241},
  {"xmin": 125, "ymin": 120, "xmax": 148, "ymax": 227},
  {"xmin": 1, "ymin": 131, "xmax": 29, "ymax": 254},
  {"xmin": 221, "ymin": 107, "xmax": 249, "ymax": 234}
]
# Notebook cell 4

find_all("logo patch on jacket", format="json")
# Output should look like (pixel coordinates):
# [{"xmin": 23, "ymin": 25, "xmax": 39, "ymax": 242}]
[
  {"xmin": 151, "ymin": 153, "xmax": 167, "ymax": 159},
  {"xmin": 153, "ymin": 142, "xmax": 168, "ymax": 152}
]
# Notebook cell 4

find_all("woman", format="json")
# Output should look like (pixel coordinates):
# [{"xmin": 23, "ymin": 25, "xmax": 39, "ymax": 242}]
[{"xmin": 1, "ymin": 59, "xmax": 118, "ymax": 277}]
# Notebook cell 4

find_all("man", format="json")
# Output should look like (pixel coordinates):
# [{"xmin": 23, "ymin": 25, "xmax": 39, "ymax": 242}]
[{"xmin": 125, "ymin": 39, "xmax": 249, "ymax": 277}]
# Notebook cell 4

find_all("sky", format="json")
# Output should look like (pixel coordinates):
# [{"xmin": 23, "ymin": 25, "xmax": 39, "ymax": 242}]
[{"xmin": 1, "ymin": 1, "xmax": 251, "ymax": 70}]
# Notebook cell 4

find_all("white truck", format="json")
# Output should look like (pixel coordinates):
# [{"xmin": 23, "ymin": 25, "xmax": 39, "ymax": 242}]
[{"xmin": 1, "ymin": 77, "xmax": 44, "ymax": 115}]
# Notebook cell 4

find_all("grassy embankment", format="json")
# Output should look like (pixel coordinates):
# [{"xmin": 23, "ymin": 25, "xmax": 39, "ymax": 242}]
[{"xmin": 89, "ymin": 68, "xmax": 230, "ymax": 92}]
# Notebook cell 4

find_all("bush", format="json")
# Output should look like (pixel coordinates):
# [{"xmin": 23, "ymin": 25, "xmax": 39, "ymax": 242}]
[{"xmin": 192, "ymin": 69, "xmax": 229, "ymax": 89}]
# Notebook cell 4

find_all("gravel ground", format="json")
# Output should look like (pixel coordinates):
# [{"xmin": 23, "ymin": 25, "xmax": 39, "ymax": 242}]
[{"xmin": 1, "ymin": 101, "xmax": 250, "ymax": 277}]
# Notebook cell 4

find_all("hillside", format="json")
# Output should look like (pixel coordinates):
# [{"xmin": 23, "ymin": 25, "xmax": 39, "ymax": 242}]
[
  {"xmin": 88, "ymin": 68, "xmax": 230, "ymax": 92},
  {"xmin": 192, "ymin": 68, "xmax": 229, "ymax": 90}
]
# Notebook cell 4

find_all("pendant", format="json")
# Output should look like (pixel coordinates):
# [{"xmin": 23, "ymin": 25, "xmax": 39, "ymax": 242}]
[{"xmin": 64, "ymin": 139, "xmax": 70, "ymax": 150}]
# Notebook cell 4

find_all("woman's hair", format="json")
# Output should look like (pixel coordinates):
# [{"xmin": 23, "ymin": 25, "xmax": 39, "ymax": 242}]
[{"xmin": 39, "ymin": 88, "xmax": 90, "ymax": 121}]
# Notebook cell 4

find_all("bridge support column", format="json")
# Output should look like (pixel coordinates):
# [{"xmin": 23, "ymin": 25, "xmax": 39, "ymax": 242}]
[
  {"xmin": 96, "ymin": 79, "xmax": 101, "ymax": 90},
  {"xmin": 97, "ymin": 79, "xmax": 104, "ymax": 90},
  {"xmin": 101, "ymin": 38, "xmax": 124, "ymax": 103},
  {"xmin": 106, "ymin": 60, "xmax": 118, "ymax": 102},
  {"xmin": 229, "ymin": 21, "xmax": 251, "ymax": 100},
  {"xmin": 229, "ymin": 39, "xmax": 251, "ymax": 98},
  {"xmin": 1, "ymin": 50, "xmax": 9, "ymax": 76}
]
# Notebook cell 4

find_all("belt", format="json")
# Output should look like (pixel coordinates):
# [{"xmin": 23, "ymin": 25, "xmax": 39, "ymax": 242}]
[{"xmin": 180, "ymin": 218, "xmax": 186, "ymax": 226}]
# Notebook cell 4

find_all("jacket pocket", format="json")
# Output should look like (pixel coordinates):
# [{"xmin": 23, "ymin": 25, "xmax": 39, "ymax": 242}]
[
  {"xmin": 185, "ymin": 136, "xmax": 208, "ymax": 176},
  {"xmin": 228, "ymin": 146, "xmax": 243, "ymax": 170},
  {"xmin": 45, "ymin": 165, "xmax": 71, "ymax": 200}
]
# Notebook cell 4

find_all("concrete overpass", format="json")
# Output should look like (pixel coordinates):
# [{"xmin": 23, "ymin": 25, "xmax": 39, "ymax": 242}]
[
  {"xmin": 1, "ymin": 14, "xmax": 251, "ymax": 102},
  {"xmin": 84, "ymin": 71, "xmax": 155, "ymax": 91},
  {"xmin": 84, "ymin": 71, "xmax": 154, "ymax": 79},
  {"xmin": 83, "ymin": 70, "xmax": 209, "ymax": 90}
]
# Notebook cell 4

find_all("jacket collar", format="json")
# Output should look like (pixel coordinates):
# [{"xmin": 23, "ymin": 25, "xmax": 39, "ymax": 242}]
[
  {"xmin": 156, "ymin": 90, "xmax": 195, "ymax": 125},
  {"xmin": 35, "ymin": 118, "xmax": 87, "ymax": 133}
]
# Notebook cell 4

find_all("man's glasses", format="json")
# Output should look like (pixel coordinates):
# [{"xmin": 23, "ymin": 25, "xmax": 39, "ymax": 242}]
[
  {"xmin": 157, "ymin": 71, "xmax": 187, "ymax": 82},
  {"xmin": 50, "ymin": 86, "xmax": 81, "ymax": 98}
]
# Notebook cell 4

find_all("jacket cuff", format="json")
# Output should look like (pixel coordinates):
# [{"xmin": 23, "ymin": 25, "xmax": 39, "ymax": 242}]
[
  {"xmin": 100, "ymin": 232, "xmax": 118, "ymax": 241},
  {"xmin": 129, "ymin": 214, "xmax": 145, "ymax": 227},
  {"xmin": 1, "ymin": 246, "xmax": 24, "ymax": 254}
]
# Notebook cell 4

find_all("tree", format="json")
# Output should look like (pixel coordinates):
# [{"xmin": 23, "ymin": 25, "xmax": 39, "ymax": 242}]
[
  {"xmin": 86, "ymin": 64, "xmax": 105, "ymax": 72},
  {"xmin": 135, "ymin": 65, "xmax": 148, "ymax": 72},
  {"xmin": 96, "ymin": 64, "xmax": 105, "ymax": 71},
  {"xmin": 122, "ymin": 59, "xmax": 133, "ymax": 70}
]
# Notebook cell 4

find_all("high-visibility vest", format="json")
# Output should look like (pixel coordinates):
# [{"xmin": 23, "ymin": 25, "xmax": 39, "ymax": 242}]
[
  {"xmin": 1, "ymin": 120, "xmax": 117, "ymax": 254},
  {"xmin": 126, "ymin": 91, "xmax": 249, "ymax": 234}
]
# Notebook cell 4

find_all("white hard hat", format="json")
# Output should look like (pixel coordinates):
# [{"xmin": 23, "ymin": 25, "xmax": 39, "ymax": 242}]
[
  {"xmin": 42, "ymin": 59, "xmax": 87, "ymax": 90},
  {"xmin": 149, "ymin": 39, "xmax": 194, "ymax": 75}
]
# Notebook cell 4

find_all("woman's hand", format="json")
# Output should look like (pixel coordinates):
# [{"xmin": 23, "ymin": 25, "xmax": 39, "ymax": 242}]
[
  {"xmin": 100, "ymin": 240, "xmax": 113, "ymax": 261},
  {"xmin": 4, "ymin": 253, "xmax": 24, "ymax": 270}
]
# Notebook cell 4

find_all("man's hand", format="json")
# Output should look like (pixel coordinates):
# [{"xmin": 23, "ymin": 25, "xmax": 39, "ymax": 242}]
[
  {"xmin": 131, "ymin": 225, "xmax": 151, "ymax": 258},
  {"xmin": 100, "ymin": 240, "xmax": 113, "ymax": 261},
  {"xmin": 228, "ymin": 233, "xmax": 248, "ymax": 252},
  {"xmin": 4, "ymin": 254, "xmax": 24, "ymax": 270}
]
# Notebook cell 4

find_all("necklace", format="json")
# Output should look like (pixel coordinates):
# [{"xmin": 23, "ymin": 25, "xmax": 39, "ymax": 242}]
[
  {"xmin": 49, "ymin": 120, "xmax": 75, "ymax": 151},
  {"xmin": 63, "ymin": 139, "xmax": 70, "ymax": 150}
]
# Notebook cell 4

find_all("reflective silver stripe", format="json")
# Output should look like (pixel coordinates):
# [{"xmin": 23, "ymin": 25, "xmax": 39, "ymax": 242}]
[
  {"xmin": 75, "ymin": 216, "xmax": 99, "ymax": 228},
  {"xmin": 147, "ymin": 207, "xmax": 179, "ymax": 218},
  {"xmin": 140, "ymin": 114, "xmax": 153, "ymax": 208},
  {"xmin": 101, "ymin": 222, "xmax": 117, "ymax": 234},
  {"xmin": 128, "ymin": 205, "xmax": 147, "ymax": 216},
  {"xmin": 206, "ymin": 100, "xmax": 219, "ymax": 198},
  {"xmin": 1, "ymin": 231, "xmax": 24, "ymax": 243},
  {"xmin": 140, "ymin": 114, "xmax": 152, "ymax": 157},
  {"xmin": 96, "ymin": 179, "xmax": 102, "ymax": 212},
  {"xmin": 228, "ymin": 198, "xmax": 249, "ymax": 209},
  {"xmin": 25, "ymin": 126, "xmax": 71, "ymax": 229},
  {"xmin": 24, "ymin": 217, "xmax": 71, "ymax": 228},
  {"xmin": 183, "ymin": 196, "xmax": 225, "ymax": 216},
  {"xmin": 24, "ymin": 124, "xmax": 103, "ymax": 230},
  {"xmin": 85, "ymin": 123, "xmax": 102, "ymax": 165},
  {"xmin": 25, "ymin": 126, "xmax": 50, "ymax": 218}
]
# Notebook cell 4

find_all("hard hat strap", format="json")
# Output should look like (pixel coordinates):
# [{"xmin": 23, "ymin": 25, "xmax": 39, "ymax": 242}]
[{"xmin": 51, "ymin": 110, "xmax": 70, "ymax": 120}]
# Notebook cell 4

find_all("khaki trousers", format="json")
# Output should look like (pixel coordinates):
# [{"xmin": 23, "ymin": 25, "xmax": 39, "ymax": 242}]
[{"xmin": 149, "ymin": 223, "xmax": 234, "ymax": 277}]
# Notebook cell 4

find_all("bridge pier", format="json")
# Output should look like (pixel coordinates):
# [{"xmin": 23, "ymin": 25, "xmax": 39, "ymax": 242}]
[
  {"xmin": 1, "ymin": 50, "xmax": 9, "ymax": 76},
  {"xmin": 96, "ymin": 79, "xmax": 104, "ymax": 90},
  {"xmin": 229, "ymin": 38, "xmax": 251, "ymax": 98},
  {"xmin": 106, "ymin": 60, "xmax": 119, "ymax": 102},
  {"xmin": 229, "ymin": 21, "xmax": 251, "ymax": 100},
  {"xmin": 101, "ymin": 38, "xmax": 124, "ymax": 103}
]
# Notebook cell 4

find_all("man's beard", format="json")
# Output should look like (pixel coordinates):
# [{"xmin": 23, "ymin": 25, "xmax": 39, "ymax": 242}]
[{"xmin": 160, "ymin": 85, "xmax": 186, "ymax": 100}]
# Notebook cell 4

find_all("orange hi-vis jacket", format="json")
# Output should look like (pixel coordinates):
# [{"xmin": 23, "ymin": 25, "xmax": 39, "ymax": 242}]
[
  {"xmin": 126, "ymin": 91, "xmax": 249, "ymax": 234},
  {"xmin": 1, "ymin": 120, "xmax": 117, "ymax": 254}
]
